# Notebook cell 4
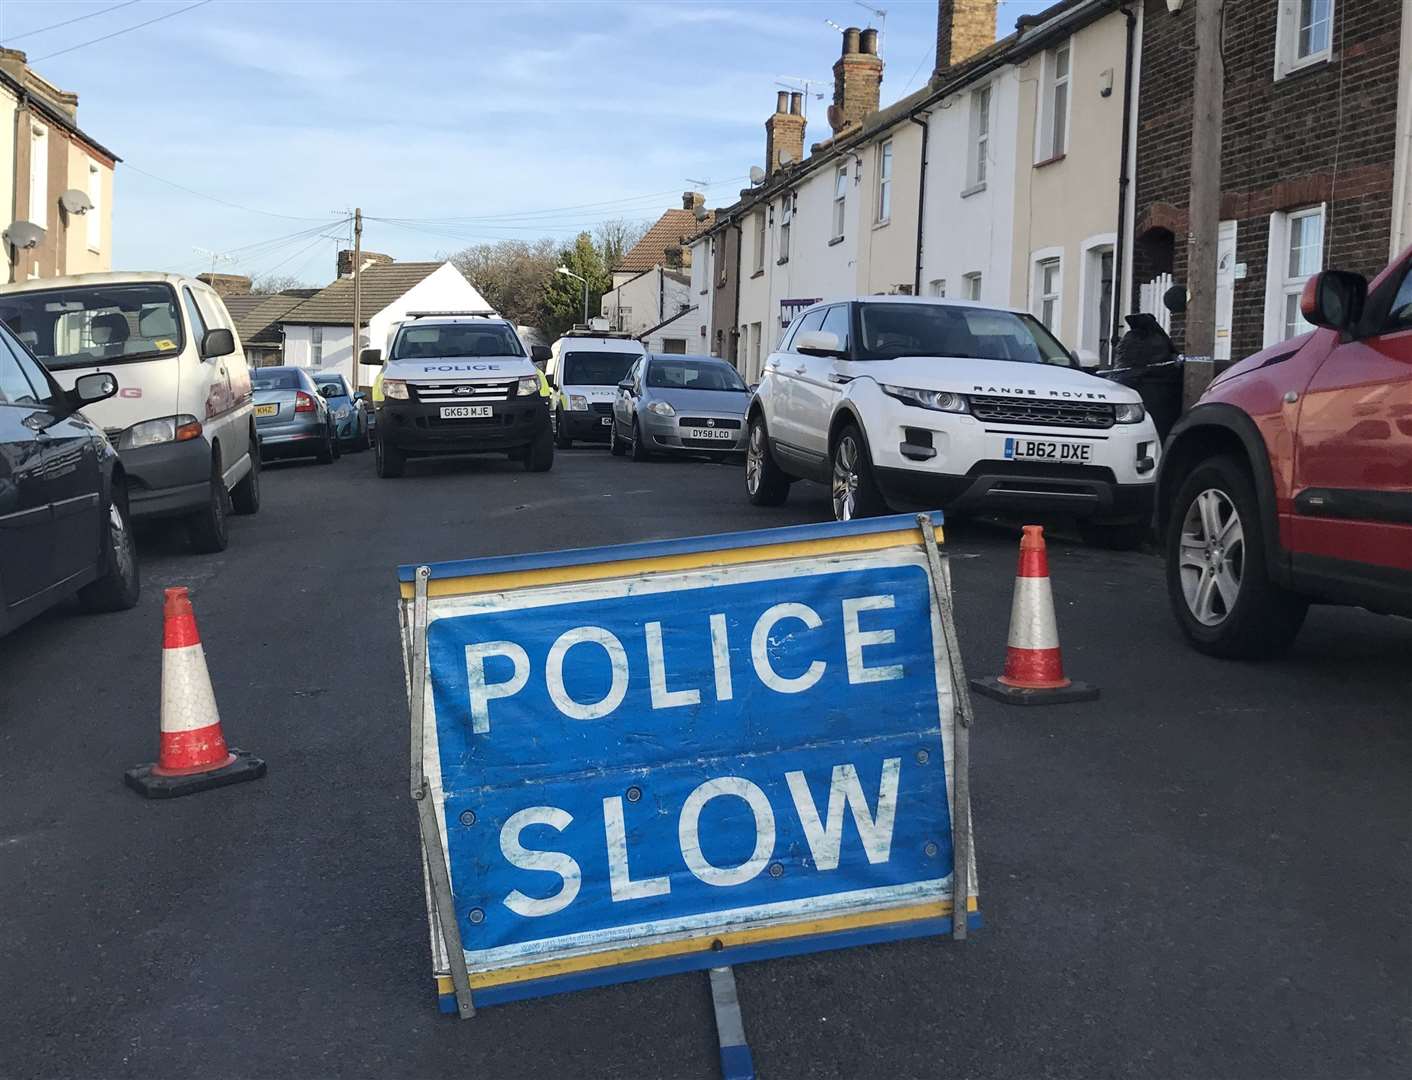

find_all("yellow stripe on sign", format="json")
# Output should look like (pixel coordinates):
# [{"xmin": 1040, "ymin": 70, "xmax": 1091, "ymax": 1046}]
[
  {"xmin": 400, "ymin": 525, "xmax": 944, "ymax": 600},
  {"xmin": 440, "ymin": 895, "xmax": 978, "ymax": 991}
]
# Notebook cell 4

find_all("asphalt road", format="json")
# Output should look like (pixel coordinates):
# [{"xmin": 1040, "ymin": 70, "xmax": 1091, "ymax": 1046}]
[{"xmin": 2, "ymin": 446, "xmax": 1408, "ymax": 1080}]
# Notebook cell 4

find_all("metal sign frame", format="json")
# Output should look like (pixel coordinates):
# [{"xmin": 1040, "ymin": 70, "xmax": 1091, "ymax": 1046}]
[{"xmin": 400, "ymin": 513, "xmax": 978, "ymax": 1017}]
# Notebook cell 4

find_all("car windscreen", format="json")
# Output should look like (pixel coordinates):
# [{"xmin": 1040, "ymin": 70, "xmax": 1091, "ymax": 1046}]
[
  {"xmin": 646, "ymin": 358, "xmax": 748, "ymax": 391},
  {"xmin": 0, "ymin": 283, "xmax": 184, "ymax": 370},
  {"xmin": 391, "ymin": 323, "xmax": 524, "ymax": 360},
  {"xmin": 855, "ymin": 304, "xmax": 1074, "ymax": 366},
  {"xmin": 562, "ymin": 351, "xmax": 640, "ymax": 386},
  {"xmin": 252, "ymin": 370, "xmax": 304, "ymax": 390}
]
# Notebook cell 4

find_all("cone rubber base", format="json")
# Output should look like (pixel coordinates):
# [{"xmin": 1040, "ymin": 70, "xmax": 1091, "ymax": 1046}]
[
  {"xmin": 970, "ymin": 676, "xmax": 1100, "ymax": 706},
  {"xmin": 124, "ymin": 748, "xmax": 266, "ymax": 799}
]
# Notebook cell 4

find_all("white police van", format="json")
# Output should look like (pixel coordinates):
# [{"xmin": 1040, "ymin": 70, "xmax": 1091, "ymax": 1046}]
[
  {"xmin": 362, "ymin": 312, "xmax": 553, "ymax": 478},
  {"xmin": 745, "ymin": 297, "xmax": 1160, "ymax": 548},
  {"xmin": 546, "ymin": 327, "xmax": 646, "ymax": 448}
]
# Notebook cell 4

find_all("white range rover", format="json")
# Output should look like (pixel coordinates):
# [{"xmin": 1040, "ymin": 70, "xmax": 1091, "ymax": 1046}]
[{"xmin": 744, "ymin": 297, "xmax": 1160, "ymax": 548}]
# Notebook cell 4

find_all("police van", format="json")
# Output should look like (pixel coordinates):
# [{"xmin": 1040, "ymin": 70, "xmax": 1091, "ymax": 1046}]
[
  {"xmin": 362, "ymin": 312, "xmax": 553, "ymax": 478},
  {"xmin": 546, "ymin": 326, "xmax": 646, "ymax": 448}
]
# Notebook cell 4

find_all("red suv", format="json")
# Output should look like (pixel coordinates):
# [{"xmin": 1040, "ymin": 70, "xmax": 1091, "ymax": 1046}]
[{"xmin": 1158, "ymin": 246, "xmax": 1412, "ymax": 657}]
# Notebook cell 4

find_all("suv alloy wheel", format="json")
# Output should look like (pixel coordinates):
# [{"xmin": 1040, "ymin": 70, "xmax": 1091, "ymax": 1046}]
[
  {"xmin": 744, "ymin": 414, "xmax": 790, "ymax": 506},
  {"xmin": 831, "ymin": 425, "xmax": 886, "ymax": 522}
]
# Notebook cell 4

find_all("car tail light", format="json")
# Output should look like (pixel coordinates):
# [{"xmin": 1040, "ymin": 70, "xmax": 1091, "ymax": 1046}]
[{"xmin": 295, "ymin": 391, "xmax": 316, "ymax": 413}]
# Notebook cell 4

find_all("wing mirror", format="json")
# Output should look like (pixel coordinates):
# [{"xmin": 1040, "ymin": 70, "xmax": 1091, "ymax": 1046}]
[
  {"xmin": 70, "ymin": 371, "xmax": 118, "ymax": 407},
  {"xmin": 530, "ymin": 345, "xmax": 551, "ymax": 367},
  {"xmin": 360, "ymin": 348, "xmax": 383, "ymax": 365},
  {"xmin": 795, "ymin": 329, "xmax": 842, "ymax": 357},
  {"xmin": 200, "ymin": 327, "xmax": 235, "ymax": 359},
  {"xmin": 618, "ymin": 380, "xmax": 634, "ymax": 393},
  {"xmin": 1300, "ymin": 270, "xmax": 1367, "ymax": 334}
]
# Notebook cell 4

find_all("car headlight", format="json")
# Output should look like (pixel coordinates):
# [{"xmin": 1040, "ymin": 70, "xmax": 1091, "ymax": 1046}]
[
  {"xmin": 880, "ymin": 385, "xmax": 970, "ymax": 414},
  {"xmin": 567, "ymin": 394, "xmax": 589, "ymax": 411},
  {"xmin": 335, "ymin": 406, "xmax": 350, "ymax": 419},
  {"xmin": 517, "ymin": 375, "xmax": 540, "ymax": 397},
  {"xmin": 1114, "ymin": 402, "xmax": 1146, "ymax": 424},
  {"xmin": 647, "ymin": 400, "xmax": 675, "ymax": 417},
  {"xmin": 118, "ymin": 414, "xmax": 202, "ymax": 449},
  {"xmin": 382, "ymin": 379, "xmax": 409, "ymax": 400}
]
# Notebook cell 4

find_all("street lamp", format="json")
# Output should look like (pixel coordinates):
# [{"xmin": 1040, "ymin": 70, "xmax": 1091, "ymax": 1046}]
[{"xmin": 556, "ymin": 266, "xmax": 588, "ymax": 325}]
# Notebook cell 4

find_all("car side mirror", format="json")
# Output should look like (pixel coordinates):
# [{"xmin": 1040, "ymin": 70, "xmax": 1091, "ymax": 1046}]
[
  {"xmin": 200, "ymin": 327, "xmax": 235, "ymax": 359},
  {"xmin": 530, "ymin": 345, "xmax": 552, "ymax": 366},
  {"xmin": 795, "ymin": 329, "xmax": 842, "ymax": 357},
  {"xmin": 1300, "ymin": 270, "xmax": 1367, "ymax": 333},
  {"xmin": 353, "ymin": 390, "xmax": 368, "ymax": 401},
  {"xmin": 618, "ymin": 381, "xmax": 633, "ymax": 393},
  {"xmin": 360, "ymin": 348, "xmax": 383, "ymax": 365},
  {"xmin": 70, "ymin": 371, "xmax": 118, "ymax": 408}
]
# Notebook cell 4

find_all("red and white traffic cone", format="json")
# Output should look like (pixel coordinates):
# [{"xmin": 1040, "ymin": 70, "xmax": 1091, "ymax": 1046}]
[
  {"xmin": 970, "ymin": 525, "xmax": 1099, "ymax": 705},
  {"xmin": 124, "ymin": 587, "xmax": 265, "ymax": 798}
]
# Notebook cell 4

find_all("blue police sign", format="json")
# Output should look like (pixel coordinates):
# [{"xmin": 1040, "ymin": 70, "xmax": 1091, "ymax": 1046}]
[{"xmin": 399, "ymin": 513, "xmax": 978, "ymax": 1014}]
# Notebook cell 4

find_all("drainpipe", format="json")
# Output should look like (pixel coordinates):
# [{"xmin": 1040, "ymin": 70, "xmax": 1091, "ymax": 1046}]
[
  {"xmin": 658, "ymin": 265, "xmax": 665, "ymax": 339},
  {"xmin": 910, "ymin": 113, "xmax": 931, "ymax": 296},
  {"xmin": 732, "ymin": 216, "xmax": 743, "ymax": 368},
  {"xmin": 1110, "ymin": 3, "xmax": 1138, "ymax": 366}
]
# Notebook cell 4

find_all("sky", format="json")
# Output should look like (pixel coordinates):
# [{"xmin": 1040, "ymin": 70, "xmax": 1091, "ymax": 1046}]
[{"xmin": 2, "ymin": 0, "xmax": 1055, "ymax": 284}]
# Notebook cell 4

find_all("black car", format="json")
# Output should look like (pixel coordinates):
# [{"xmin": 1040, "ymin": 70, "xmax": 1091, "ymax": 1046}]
[{"xmin": 0, "ymin": 322, "xmax": 137, "ymax": 636}]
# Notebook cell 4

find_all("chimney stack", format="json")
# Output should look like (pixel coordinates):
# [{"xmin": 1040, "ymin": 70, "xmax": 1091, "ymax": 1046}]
[
  {"xmin": 934, "ymin": 1, "xmax": 997, "ymax": 78},
  {"xmin": 765, "ymin": 89, "xmax": 807, "ymax": 174},
  {"xmin": 337, "ymin": 249, "xmax": 393, "ymax": 279},
  {"xmin": 827, "ymin": 25, "xmax": 883, "ymax": 135},
  {"xmin": 682, "ymin": 190, "xmax": 705, "ymax": 211}
]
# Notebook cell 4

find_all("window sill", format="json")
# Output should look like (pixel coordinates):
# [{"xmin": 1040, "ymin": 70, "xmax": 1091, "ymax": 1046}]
[
  {"xmin": 1034, "ymin": 153, "xmax": 1066, "ymax": 170},
  {"xmin": 1275, "ymin": 52, "xmax": 1335, "ymax": 83},
  {"xmin": 750, "ymin": 269, "xmax": 765, "ymax": 280},
  {"xmin": 872, "ymin": 217, "xmax": 891, "ymax": 231},
  {"xmin": 828, "ymin": 236, "xmax": 845, "ymax": 247},
  {"xmin": 776, "ymin": 256, "xmax": 790, "ymax": 266},
  {"xmin": 960, "ymin": 181, "xmax": 987, "ymax": 199}
]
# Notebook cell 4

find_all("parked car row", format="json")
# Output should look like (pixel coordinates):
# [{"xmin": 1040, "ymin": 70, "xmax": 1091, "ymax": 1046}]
[{"xmin": 252, "ymin": 367, "xmax": 371, "ymax": 464}]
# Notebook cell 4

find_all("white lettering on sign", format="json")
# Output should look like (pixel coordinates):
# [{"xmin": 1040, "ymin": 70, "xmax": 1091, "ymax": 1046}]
[
  {"xmin": 546, "ymin": 627, "xmax": 629, "ymax": 720},
  {"xmin": 679, "ymin": 777, "xmax": 777, "ymax": 887},
  {"xmin": 709, "ymin": 612, "xmax": 734, "ymax": 702},
  {"xmin": 646, "ymin": 621, "xmax": 701, "ymax": 710},
  {"xmin": 750, "ymin": 603, "xmax": 827, "ymax": 694},
  {"xmin": 786, "ymin": 758, "xmax": 901, "ymax": 871},
  {"xmin": 501, "ymin": 806, "xmax": 581, "ymax": 917},
  {"xmin": 466, "ymin": 641, "xmax": 530, "ymax": 734},
  {"xmin": 603, "ymin": 796, "xmax": 671, "ymax": 901},
  {"xmin": 842, "ymin": 595, "xmax": 904, "ymax": 684}
]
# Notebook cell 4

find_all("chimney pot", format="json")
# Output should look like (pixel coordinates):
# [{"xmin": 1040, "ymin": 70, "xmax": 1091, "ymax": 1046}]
[
  {"xmin": 842, "ymin": 26, "xmax": 862, "ymax": 55},
  {"xmin": 860, "ymin": 28, "xmax": 879, "ymax": 55},
  {"xmin": 831, "ymin": 24, "xmax": 884, "ymax": 134},
  {"xmin": 789, "ymin": 91, "xmax": 803, "ymax": 115},
  {"xmin": 776, "ymin": 89, "xmax": 789, "ymax": 114}
]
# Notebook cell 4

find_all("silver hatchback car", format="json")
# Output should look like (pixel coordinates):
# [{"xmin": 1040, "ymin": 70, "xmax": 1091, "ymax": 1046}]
[{"xmin": 609, "ymin": 353, "xmax": 749, "ymax": 461}]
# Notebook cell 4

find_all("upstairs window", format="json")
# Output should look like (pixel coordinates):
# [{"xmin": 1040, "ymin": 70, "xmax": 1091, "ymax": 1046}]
[
  {"xmin": 1038, "ymin": 41, "xmax": 1070, "ymax": 162},
  {"xmin": 753, "ymin": 210, "xmax": 766, "ymax": 274},
  {"xmin": 1276, "ymin": 1, "xmax": 1335, "ymax": 78},
  {"xmin": 875, "ymin": 141, "xmax": 893, "ymax": 223},
  {"xmin": 779, "ymin": 194, "xmax": 793, "ymax": 262},
  {"xmin": 967, "ymin": 86, "xmax": 991, "ymax": 189},
  {"xmin": 311, "ymin": 325, "xmax": 324, "ymax": 368},
  {"xmin": 833, "ymin": 166, "xmax": 848, "ymax": 241}
]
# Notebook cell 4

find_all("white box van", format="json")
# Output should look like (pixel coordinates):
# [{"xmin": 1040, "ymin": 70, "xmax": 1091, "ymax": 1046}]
[
  {"xmin": 546, "ymin": 329, "xmax": 646, "ymax": 448},
  {"xmin": 0, "ymin": 272, "xmax": 261, "ymax": 552}
]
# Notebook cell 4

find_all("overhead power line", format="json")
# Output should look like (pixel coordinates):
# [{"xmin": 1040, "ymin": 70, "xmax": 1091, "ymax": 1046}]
[
  {"xmin": 0, "ymin": 0, "xmax": 141, "ymax": 45},
  {"xmin": 30, "ymin": 0, "xmax": 214, "ymax": 62},
  {"xmin": 122, "ymin": 163, "xmax": 336, "ymax": 223}
]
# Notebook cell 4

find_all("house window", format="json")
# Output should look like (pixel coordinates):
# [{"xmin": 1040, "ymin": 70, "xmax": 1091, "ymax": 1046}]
[
  {"xmin": 1038, "ymin": 41, "xmax": 1071, "ymax": 162},
  {"xmin": 1276, "ymin": 0, "xmax": 1335, "ymax": 78},
  {"xmin": 968, "ymin": 86, "xmax": 991, "ymax": 188},
  {"xmin": 1267, "ymin": 206, "xmax": 1326, "ymax": 342},
  {"xmin": 29, "ymin": 122, "xmax": 48, "ymax": 226},
  {"xmin": 833, "ymin": 166, "xmax": 848, "ymax": 240},
  {"xmin": 963, "ymin": 272, "xmax": 983, "ymax": 301},
  {"xmin": 1080, "ymin": 244, "xmax": 1115, "ymax": 366},
  {"xmin": 753, "ymin": 210, "xmax": 766, "ymax": 274},
  {"xmin": 662, "ymin": 338, "xmax": 687, "ymax": 354},
  {"xmin": 929, "ymin": 278, "xmax": 947, "ymax": 298},
  {"xmin": 1035, "ymin": 257, "xmax": 1062, "ymax": 331},
  {"xmin": 311, "ymin": 326, "xmax": 324, "ymax": 368},
  {"xmin": 779, "ymin": 195, "xmax": 793, "ymax": 262},
  {"xmin": 87, "ymin": 163, "xmax": 101, "ymax": 251},
  {"xmin": 876, "ymin": 141, "xmax": 893, "ymax": 223}
]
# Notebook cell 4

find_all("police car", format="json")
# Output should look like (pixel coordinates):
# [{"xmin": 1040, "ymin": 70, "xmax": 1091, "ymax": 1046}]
[
  {"xmin": 744, "ymin": 297, "xmax": 1160, "ymax": 548},
  {"xmin": 545, "ymin": 327, "xmax": 646, "ymax": 448},
  {"xmin": 362, "ymin": 312, "xmax": 553, "ymax": 478}
]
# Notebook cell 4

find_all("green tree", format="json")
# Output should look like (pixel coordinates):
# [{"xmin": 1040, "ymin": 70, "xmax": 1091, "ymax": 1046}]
[
  {"xmin": 448, "ymin": 238, "xmax": 559, "ymax": 329},
  {"xmin": 541, "ymin": 232, "xmax": 611, "ymax": 341}
]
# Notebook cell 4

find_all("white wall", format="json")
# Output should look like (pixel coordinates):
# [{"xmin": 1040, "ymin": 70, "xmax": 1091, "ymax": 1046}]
[
  {"xmin": 688, "ymin": 236, "xmax": 712, "ymax": 352},
  {"xmin": 282, "ymin": 323, "xmax": 353, "ymax": 377},
  {"xmin": 919, "ymin": 67, "xmax": 1019, "ymax": 310},
  {"xmin": 601, "ymin": 267, "xmax": 689, "ymax": 338},
  {"xmin": 0, "ymin": 85, "xmax": 16, "ymax": 283},
  {"xmin": 362, "ymin": 262, "xmax": 490, "ymax": 386}
]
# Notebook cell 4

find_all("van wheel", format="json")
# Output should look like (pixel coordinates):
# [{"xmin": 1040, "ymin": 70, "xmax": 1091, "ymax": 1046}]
[
  {"xmin": 231, "ymin": 450, "xmax": 261, "ymax": 515},
  {"xmin": 831, "ymin": 424, "xmax": 887, "ymax": 521},
  {"xmin": 78, "ymin": 483, "xmax": 140, "ymax": 612},
  {"xmin": 744, "ymin": 414, "xmax": 790, "ymax": 506},
  {"xmin": 188, "ymin": 453, "xmax": 230, "ymax": 553},
  {"xmin": 525, "ymin": 424, "xmax": 555, "ymax": 472},
  {"xmin": 1165, "ymin": 455, "xmax": 1308, "ymax": 658},
  {"xmin": 554, "ymin": 410, "xmax": 573, "ymax": 449},
  {"xmin": 376, "ymin": 433, "xmax": 405, "ymax": 478}
]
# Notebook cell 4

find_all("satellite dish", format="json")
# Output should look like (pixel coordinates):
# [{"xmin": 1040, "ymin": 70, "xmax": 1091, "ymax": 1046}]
[
  {"xmin": 60, "ymin": 189, "xmax": 94, "ymax": 215},
  {"xmin": 749, "ymin": 165, "xmax": 766, "ymax": 185},
  {"xmin": 3, "ymin": 221, "xmax": 45, "ymax": 250},
  {"xmin": 694, "ymin": 205, "xmax": 709, "ymax": 222},
  {"xmin": 778, "ymin": 149, "xmax": 796, "ymax": 166}
]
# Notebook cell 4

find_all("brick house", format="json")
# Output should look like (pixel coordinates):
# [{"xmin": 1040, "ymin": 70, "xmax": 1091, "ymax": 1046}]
[{"xmin": 1132, "ymin": 0, "xmax": 1409, "ymax": 363}]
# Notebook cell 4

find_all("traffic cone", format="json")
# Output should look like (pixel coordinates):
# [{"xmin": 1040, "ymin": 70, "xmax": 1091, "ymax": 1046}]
[
  {"xmin": 970, "ymin": 526, "xmax": 1099, "ymax": 706},
  {"xmin": 124, "ymin": 587, "xmax": 266, "ymax": 798}
]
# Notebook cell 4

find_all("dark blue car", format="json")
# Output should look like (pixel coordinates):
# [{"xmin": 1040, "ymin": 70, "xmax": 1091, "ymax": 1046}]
[{"xmin": 313, "ymin": 371, "xmax": 371, "ymax": 451}]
